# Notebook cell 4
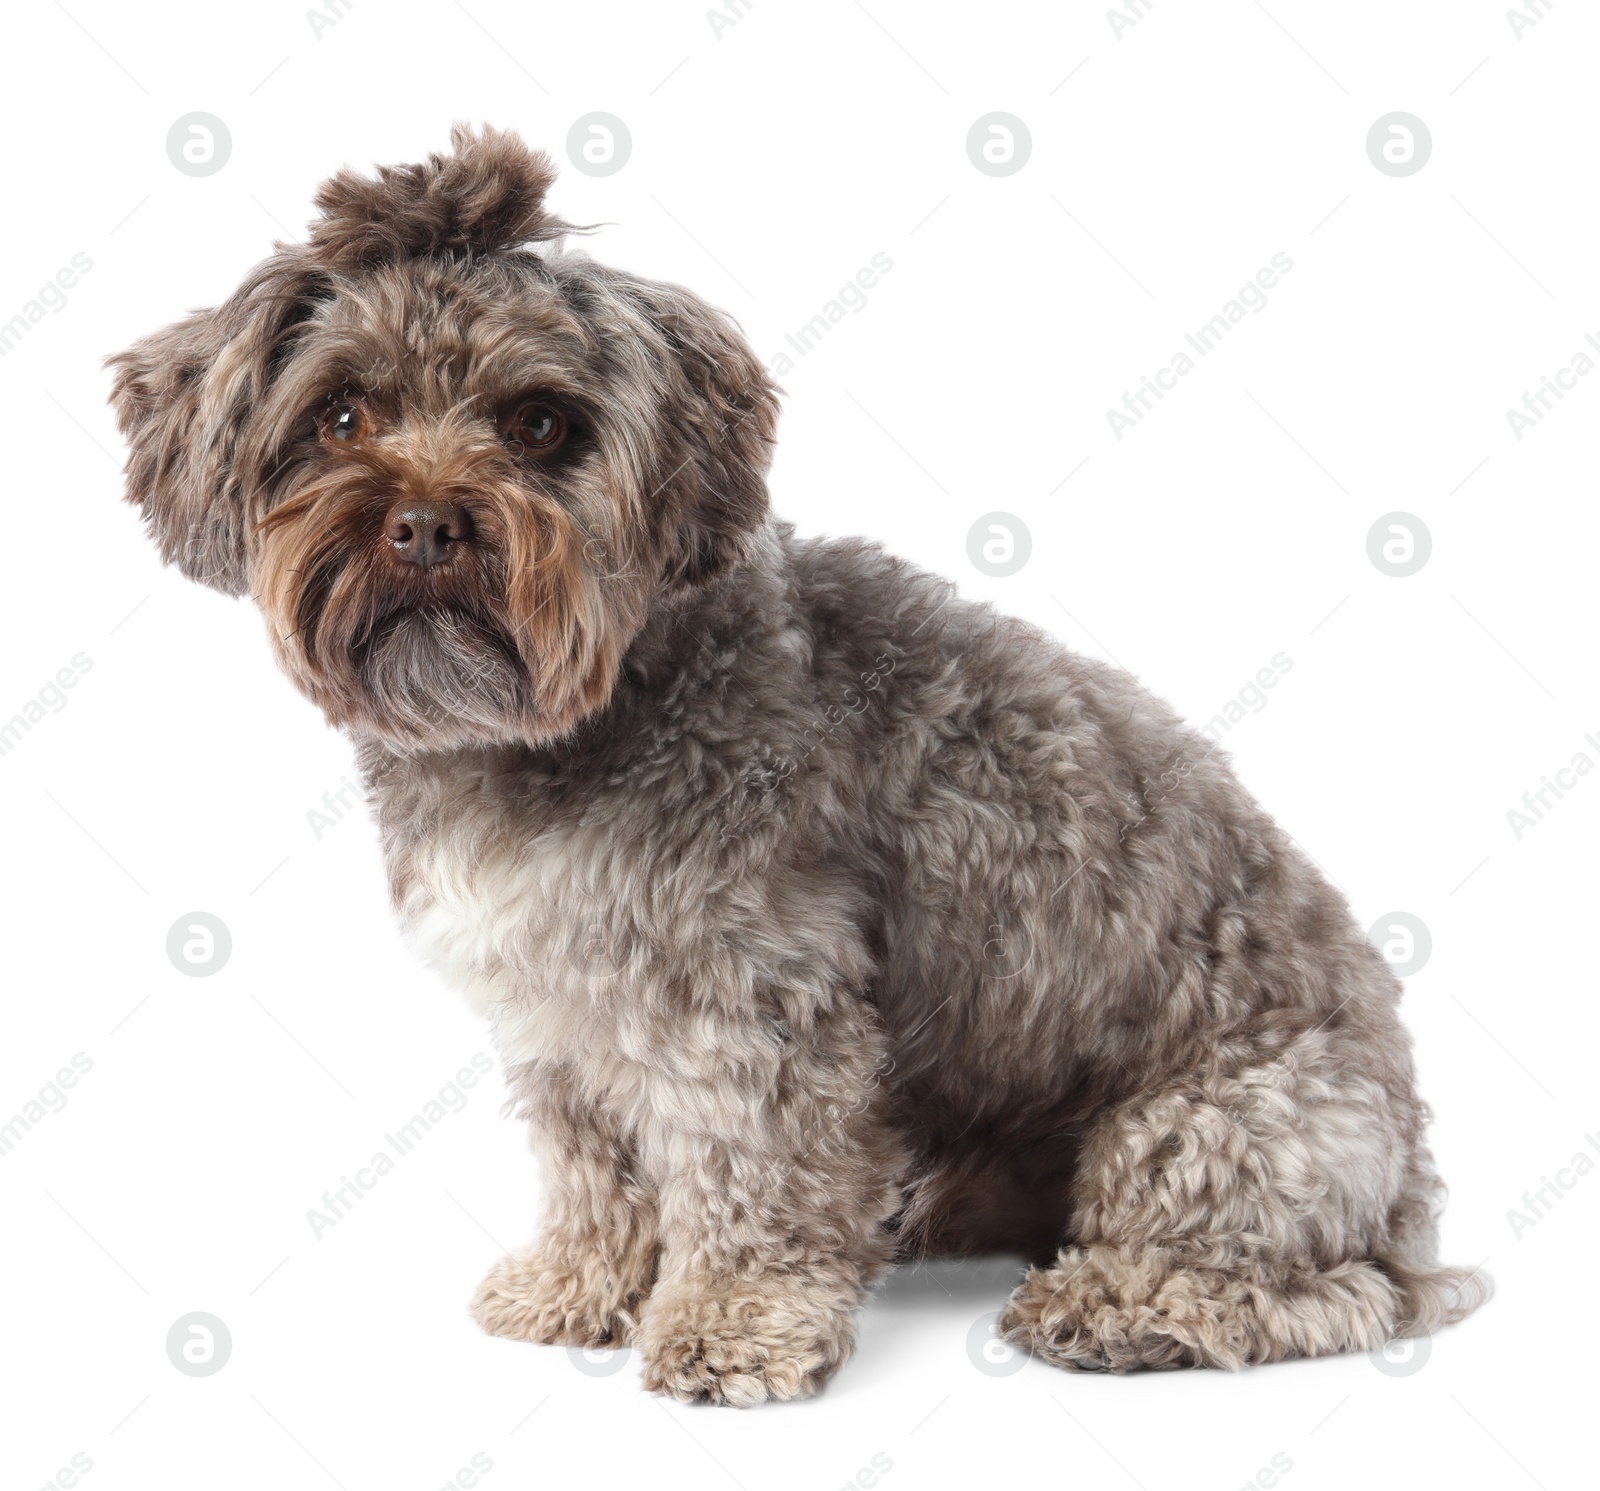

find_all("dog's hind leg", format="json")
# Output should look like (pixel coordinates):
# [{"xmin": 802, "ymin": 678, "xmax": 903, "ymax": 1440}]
[
  {"xmin": 998, "ymin": 1031, "xmax": 1489, "ymax": 1370},
  {"xmin": 1000, "ymin": 1240, "xmax": 1405, "ymax": 1370}
]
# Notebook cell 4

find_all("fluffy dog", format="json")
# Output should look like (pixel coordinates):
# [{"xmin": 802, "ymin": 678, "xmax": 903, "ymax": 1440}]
[{"xmin": 109, "ymin": 126, "xmax": 1487, "ymax": 1404}]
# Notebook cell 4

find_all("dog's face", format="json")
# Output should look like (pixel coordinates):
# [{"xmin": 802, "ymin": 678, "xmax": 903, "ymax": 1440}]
[{"xmin": 108, "ymin": 126, "xmax": 778, "ymax": 751}]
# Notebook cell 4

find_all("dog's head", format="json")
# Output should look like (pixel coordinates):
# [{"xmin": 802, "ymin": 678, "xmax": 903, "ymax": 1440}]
[{"xmin": 108, "ymin": 124, "xmax": 778, "ymax": 751}]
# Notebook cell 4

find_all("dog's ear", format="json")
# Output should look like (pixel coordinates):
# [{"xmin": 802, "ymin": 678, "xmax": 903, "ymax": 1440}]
[
  {"xmin": 307, "ymin": 123, "xmax": 572, "ymax": 269},
  {"xmin": 106, "ymin": 254, "xmax": 326, "ymax": 596},
  {"xmin": 591, "ymin": 272, "xmax": 780, "ymax": 588}
]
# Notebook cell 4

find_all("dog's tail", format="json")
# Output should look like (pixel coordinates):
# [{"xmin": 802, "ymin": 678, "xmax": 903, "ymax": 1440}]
[
  {"xmin": 1373, "ymin": 1136, "xmax": 1491, "ymax": 1335},
  {"xmin": 1381, "ymin": 1258, "xmax": 1493, "ymax": 1335}
]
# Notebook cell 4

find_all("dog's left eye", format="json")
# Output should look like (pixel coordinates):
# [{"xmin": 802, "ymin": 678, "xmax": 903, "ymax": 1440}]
[
  {"xmin": 507, "ymin": 403, "xmax": 566, "ymax": 453},
  {"xmin": 321, "ymin": 401, "xmax": 371, "ymax": 448}
]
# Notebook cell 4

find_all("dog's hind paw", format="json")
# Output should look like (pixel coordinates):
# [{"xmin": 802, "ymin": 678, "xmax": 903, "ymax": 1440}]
[{"xmin": 998, "ymin": 1249, "xmax": 1210, "ymax": 1372}]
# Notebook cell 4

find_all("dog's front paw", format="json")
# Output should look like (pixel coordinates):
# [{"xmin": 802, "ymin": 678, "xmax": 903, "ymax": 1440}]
[
  {"xmin": 637, "ymin": 1276, "xmax": 857, "ymax": 1406},
  {"xmin": 470, "ymin": 1247, "xmax": 641, "ymax": 1348}
]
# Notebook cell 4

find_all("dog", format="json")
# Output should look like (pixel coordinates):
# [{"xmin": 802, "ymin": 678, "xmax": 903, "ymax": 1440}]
[{"xmin": 108, "ymin": 125, "xmax": 1487, "ymax": 1404}]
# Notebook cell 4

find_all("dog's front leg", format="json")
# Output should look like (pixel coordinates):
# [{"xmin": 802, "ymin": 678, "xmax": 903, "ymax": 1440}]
[
  {"xmin": 633, "ymin": 1006, "xmax": 903, "ymax": 1406},
  {"xmin": 471, "ymin": 1065, "xmax": 658, "ymax": 1349}
]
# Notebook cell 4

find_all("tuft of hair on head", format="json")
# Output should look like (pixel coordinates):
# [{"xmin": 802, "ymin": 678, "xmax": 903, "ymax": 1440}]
[{"xmin": 306, "ymin": 122, "xmax": 576, "ymax": 269}]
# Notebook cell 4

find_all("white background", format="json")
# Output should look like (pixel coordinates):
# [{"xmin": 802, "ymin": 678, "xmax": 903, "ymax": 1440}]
[{"xmin": 1, "ymin": 2, "xmax": 1595, "ymax": 1488}]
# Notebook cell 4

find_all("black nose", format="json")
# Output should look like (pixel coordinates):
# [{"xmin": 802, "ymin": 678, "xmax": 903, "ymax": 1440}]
[{"xmin": 384, "ymin": 499, "xmax": 470, "ymax": 567}]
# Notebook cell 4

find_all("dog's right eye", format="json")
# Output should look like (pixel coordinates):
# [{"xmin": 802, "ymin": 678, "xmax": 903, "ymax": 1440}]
[
  {"xmin": 320, "ymin": 401, "xmax": 371, "ymax": 449},
  {"xmin": 506, "ymin": 402, "xmax": 567, "ymax": 455}
]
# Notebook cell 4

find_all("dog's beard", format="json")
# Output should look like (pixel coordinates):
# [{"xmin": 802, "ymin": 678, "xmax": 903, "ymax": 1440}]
[
  {"xmin": 351, "ymin": 604, "xmax": 535, "ymax": 750},
  {"xmin": 285, "ymin": 576, "xmax": 541, "ymax": 752}
]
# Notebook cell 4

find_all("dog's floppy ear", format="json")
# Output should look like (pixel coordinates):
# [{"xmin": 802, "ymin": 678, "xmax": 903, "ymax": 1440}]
[
  {"xmin": 307, "ymin": 122, "xmax": 573, "ymax": 269},
  {"xmin": 596, "ymin": 272, "xmax": 780, "ymax": 589},
  {"xmin": 106, "ymin": 254, "xmax": 326, "ymax": 596}
]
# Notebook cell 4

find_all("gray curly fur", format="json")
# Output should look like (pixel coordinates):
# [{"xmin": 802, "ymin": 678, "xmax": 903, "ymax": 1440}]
[{"xmin": 108, "ymin": 126, "xmax": 1488, "ymax": 1405}]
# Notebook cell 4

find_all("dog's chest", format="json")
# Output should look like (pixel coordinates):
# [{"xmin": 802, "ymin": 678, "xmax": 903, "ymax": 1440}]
[{"xmin": 394, "ymin": 798, "xmax": 628, "ymax": 1067}]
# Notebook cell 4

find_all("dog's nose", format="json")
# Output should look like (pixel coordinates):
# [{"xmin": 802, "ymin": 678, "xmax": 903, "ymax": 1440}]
[{"xmin": 384, "ymin": 499, "xmax": 470, "ymax": 567}]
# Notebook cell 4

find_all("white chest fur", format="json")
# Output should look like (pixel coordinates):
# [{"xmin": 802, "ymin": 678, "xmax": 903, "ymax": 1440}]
[{"xmin": 399, "ymin": 814, "xmax": 624, "ymax": 1069}]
